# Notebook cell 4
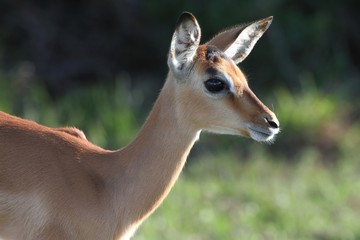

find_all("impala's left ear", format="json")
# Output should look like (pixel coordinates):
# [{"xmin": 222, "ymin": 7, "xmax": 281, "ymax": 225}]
[
  {"xmin": 168, "ymin": 12, "xmax": 201, "ymax": 79},
  {"xmin": 207, "ymin": 16, "xmax": 273, "ymax": 64}
]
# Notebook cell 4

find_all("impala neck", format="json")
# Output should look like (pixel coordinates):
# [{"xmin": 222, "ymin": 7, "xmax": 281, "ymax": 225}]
[{"xmin": 111, "ymin": 76, "xmax": 200, "ymax": 227}]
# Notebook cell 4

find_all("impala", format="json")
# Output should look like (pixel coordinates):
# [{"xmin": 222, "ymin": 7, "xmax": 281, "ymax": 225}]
[{"xmin": 0, "ymin": 12, "xmax": 279, "ymax": 240}]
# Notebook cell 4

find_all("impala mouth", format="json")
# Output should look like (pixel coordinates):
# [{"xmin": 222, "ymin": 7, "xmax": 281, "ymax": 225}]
[{"xmin": 247, "ymin": 125, "xmax": 279, "ymax": 143}]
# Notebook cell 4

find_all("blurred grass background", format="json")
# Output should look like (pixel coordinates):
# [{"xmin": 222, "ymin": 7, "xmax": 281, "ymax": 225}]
[{"xmin": 0, "ymin": 0, "xmax": 359, "ymax": 239}]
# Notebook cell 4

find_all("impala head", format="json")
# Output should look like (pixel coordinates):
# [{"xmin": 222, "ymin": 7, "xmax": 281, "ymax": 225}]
[{"xmin": 167, "ymin": 12, "xmax": 279, "ymax": 142}]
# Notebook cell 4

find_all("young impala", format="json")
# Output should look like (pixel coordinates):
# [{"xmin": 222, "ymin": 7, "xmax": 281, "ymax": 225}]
[{"xmin": 0, "ymin": 12, "xmax": 279, "ymax": 240}]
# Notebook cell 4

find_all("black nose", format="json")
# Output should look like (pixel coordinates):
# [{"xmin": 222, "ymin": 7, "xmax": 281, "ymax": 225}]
[{"xmin": 265, "ymin": 117, "xmax": 279, "ymax": 129}]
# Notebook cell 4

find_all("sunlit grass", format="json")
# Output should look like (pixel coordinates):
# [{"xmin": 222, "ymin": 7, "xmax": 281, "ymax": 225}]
[
  {"xmin": 274, "ymin": 76, "xmax": 340, "ymax": 138},
  {"xmin": 136, "ymin": 150, "xmax": 360, "ymax": 240}
]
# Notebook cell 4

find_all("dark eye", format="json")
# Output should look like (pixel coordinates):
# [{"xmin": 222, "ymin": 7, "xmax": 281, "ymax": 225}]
[{"xmin": 204, "ymin": 79, "xmax": 227, "ymax": 93}]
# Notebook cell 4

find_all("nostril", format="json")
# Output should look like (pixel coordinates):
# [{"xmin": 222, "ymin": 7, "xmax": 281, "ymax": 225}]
[{"xmin": 265, "ymin": 117, "xmax": 279, "ymax": 129}]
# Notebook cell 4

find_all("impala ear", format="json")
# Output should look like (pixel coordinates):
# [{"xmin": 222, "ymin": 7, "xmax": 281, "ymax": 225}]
[
  {"xmin": 207, "ymin": 16, "xmax": 273, "ymax": 64},
  {"xmin": 168, "ymin": 12, "xmax": 201, "ymax": 79}
]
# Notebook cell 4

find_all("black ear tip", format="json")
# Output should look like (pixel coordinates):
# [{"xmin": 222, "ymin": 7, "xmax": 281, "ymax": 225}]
[
  {"xmin": 180, "ymin": 11, "xmax": 196, "ymax": 20},
  {"xmin": 176, "ymin": 11, "xmax": 196, "ymax": 27}
]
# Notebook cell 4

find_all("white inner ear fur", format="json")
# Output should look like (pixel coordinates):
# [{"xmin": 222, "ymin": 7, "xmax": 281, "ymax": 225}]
[
  {"xmin": 168, "ymin": 16, "xmax": 201, "ymax": 78},
  {"xmin": 224, "ymin": 21, "xmax": 269, "ymax": 64}
]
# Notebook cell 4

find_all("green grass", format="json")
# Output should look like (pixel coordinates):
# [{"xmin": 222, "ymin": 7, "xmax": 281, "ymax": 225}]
[{"xmin": 135, "ymin": 150, "xmax": 360, "ymax": 240}]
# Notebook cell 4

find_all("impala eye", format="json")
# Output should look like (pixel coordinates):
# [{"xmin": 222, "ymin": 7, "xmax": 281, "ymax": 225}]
[{"xmin": 204, "ymin": 79, "xmax": 227, "ymax": 93}]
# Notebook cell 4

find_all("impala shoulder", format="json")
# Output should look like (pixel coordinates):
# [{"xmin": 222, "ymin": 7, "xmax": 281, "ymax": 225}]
[{"xmin": 54, "ymin": 127, "xmax": 87, "ymax": 141}]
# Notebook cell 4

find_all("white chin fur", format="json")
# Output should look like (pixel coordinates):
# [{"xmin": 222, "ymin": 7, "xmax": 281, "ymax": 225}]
[
  {"xmin": 248, "ymin": 127, "xmax": 280, "ymax": 143},
  {"xmin": 203, "ymin": 125, "xmax": 279, "ymax": 143},
  {"xmin": 249, "ymin": 131, "xmax": 276, "ymax": 143}
]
